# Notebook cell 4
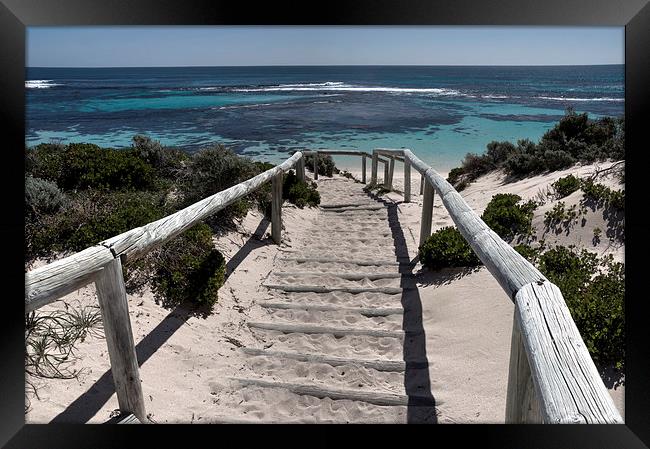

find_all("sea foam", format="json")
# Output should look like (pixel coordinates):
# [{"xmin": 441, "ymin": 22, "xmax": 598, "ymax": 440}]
[
  {"xmin": 231, "ymin": 82, "xmax": 461, "ymax": 96},
  {"xmin": 26, "ymin": 80, "xmax": 62, "ymax": 89}
]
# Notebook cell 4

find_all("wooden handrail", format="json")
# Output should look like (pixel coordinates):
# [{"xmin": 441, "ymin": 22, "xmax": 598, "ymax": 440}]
[
  {"xmin": 24, "ymin": 150, "xmax": 306, "ymax": 423},
  {"xmin": 24, "ymin": 145, "xmax": 621, "ymax": 424},
  {"xmin": 25, "ymin": 152, "xmax": 303, "ymax": 312},
  {"xmin": 375, "ymin": 148, "xmax": 623, "ymax": 424}
]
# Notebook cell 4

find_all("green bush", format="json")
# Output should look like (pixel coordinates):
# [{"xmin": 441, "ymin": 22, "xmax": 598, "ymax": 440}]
[
  {"xmin": 27, "ymin": 190, "xmax": 168, "ymax": 262},
  {"xmin": 131, "ymin": 135, "xmax": 188, "ymax": 181},
  {"xmin": 25, "ymin": 175, "xmax": 66, "ymax": 217},
  {"xmin": 418, "ymin": 226, "xmax": 481, "ymax": 270},
  {"xmin": 150, "ymin": 222, "xmax": 226, "ymax": 309},
  {"xmin": 480, "ymin": 193, "xmax": 536, "ymax": 240},
  {"xmin": 304, "ymin": 154, "xmax": 338, "ymax": 177},
  {"xmin": 446, "ymin": 110, "xmax": 625, "ymax": 187},
  {"xmin": 537, "ymin": 246, "xmax": 624, "ymax": 370},
  {"xmin": 26, "ymin": 143, "xmax": 157, "ymax": 191},
  {"xmin": 552, "ymin": 175, "xmax": 581, "ymax": 199},
  {"xmin": 446, "ymin": 167, "xmax": 465, "ymax": 186},
  {"xmin": 283, "ymin": 171, "xmax": 320, "ymax": 208},
  {"xmin": 179, "ymin": 145, "xmax": 259, "ymax": 226},
  {"xmin": 579, "ymin": 178, "xmax": 625, "ymax": 211}
]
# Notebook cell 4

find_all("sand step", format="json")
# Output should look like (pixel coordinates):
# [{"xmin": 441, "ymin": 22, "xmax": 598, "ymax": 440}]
[
  {"xmin": 228, "ymin": 378, "xmax": 413, "ymax": 406},
  {"xmin": 320, "ymin": 206, "xmax": 385, "ymax": 213},
  {"xmin": 277, "ymin": 256, "xmax": 412, "ymax": 266},
  {"xmin": 275, "ymin": 256, "xmax": 411, "ymax": 266},
  {"xmin": 239, "ymin": 354, "xmax": 406, "ymax": 392},
  {"xmin": 308, "ymin": 230, "xmax": 393, "ymax": 237},
  {"xmin": 247, "ymin": 321, "xmax": 407, "ymax": 339},
  {"xmin": 263, "ymin": 290, "xmax": 406, "ymax": 310},
  {"xmin": 276, "ymin": 260, "xmax": 412, "ymax": 274},
  {"xmin": 266, "ymin": 277, "xmax": 404, "ymax": 292},
  {"xmin": 208, "ymin": 383, "xmax": 410, "ymax": 423},
  {"xmin": 253, "ymin": 331, "xmax": 405, "ymax": 360},
  {"xmin": 263, "ymin": 284, "xmax": 408, "ymax": 294},
  {"xmin": 273, "ymin": 271, "xmax": 407, "ymax": 280},
  {"xmin": 257, "ymin": 308, "xmax": 404, "ymax": 333},
  {"xmin": 319, "ymin": 202, "xmax": 382, "ymax": 208},
  {"xmin": 260, "ymin": 300, "xmax": 403, "ymax": 316},
  {"xmin": 241, "ymin": 347, "xmax": 409, "ymax": 371},
  {"xmin": 291, "ymin": 235, "xmax": 395, "ymax": 243}
]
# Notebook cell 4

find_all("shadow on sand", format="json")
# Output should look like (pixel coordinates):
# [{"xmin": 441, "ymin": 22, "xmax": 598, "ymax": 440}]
[
  {"xmin": 50, "ymin": 217, "xmax": 273, "ymax": 423},
  {"xmin": 367, "ymin": 191, "xmax": 438, "ymax": 424}
]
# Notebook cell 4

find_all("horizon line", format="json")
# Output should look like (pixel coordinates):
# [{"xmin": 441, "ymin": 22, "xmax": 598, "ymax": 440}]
[{"xmin": 28, "ymin": 63, "xmax": 625, "ymax": 69}]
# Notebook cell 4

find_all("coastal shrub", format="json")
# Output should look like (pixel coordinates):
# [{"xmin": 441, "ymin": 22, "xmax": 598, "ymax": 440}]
[
  {"xmin": 537, "ymin": 246, "xmax": 625, "ymax": 370},
  {"xmin": 179, "ymin": 145, "xmax": 259, "ymax": 226},
  {"xmin": 26, "ymin": 143, "xmax": 157, "ymax": 191},
  {"xmin": 459, "ymin": 153, "xmax": 494, "ymax": 180},
  {"xmin": 283, "ymin": 171, "xmax": 320, "ymax": 208},
  {"xmin": 446, "ymin": 167, "xmax": 465, "ymax": 186},
  {"xmin": 26, "ymin": 190, "xmax": 168, "ymax": 263},
  {"xmin": 418, "ymin": 226, "xmax": 481, "ymax": 270},
  {"xmin": 579, "ymin": 179, "xmax": 625, "ymax": 211},
  {"xmin": 485, "ymin": 140, "xmax": 517, "ymax": 166},
  {"xmin": 480, "ymin": 193, "xmax": 536, "ymax": 241},
  {"xmin": 150, "ymin": 222, "xmax": 226, "ymax": 309},
  {"xmin": 131, "ymin": 135, "xmax": 188, "ymax": 180},
  {"xmin": 25, "ymin": 176, "xmax": 66, "ymax": 217},
  {"xmin": 552, "ymin": 175, "xmax": 581, "ymax": 199},
  {"xmin": 446, "ymin": 110, "xmax": 625, "ymax": 188},
  {"xmin": 304, "ymin": 154, "xmax": 338, "ymax": 177},
  {"xmin": 513, "ymin": 243, "xmax": 542, "ymax": 262}
]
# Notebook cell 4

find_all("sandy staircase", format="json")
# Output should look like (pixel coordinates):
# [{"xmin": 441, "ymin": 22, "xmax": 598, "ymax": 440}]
[{"xmin": 214, "ymin": 175, "xmax": 438, "ymax": 423}]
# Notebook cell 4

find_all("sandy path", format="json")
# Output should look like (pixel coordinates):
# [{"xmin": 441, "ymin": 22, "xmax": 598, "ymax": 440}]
[{"xmin": 26, "ymin": 161, "xmax": 624, "ymax": 423}]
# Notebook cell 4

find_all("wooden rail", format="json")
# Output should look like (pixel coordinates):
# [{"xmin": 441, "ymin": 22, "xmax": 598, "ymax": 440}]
[
  {"xmin": 24, "ymin": 145, "xmax": 622, "ymax": 424},
  {"xmin": 302, "ymin": 150, "xmax": 389, "ymax": 185},
  {"xmin": 372, "ymin": 148, "xmax": 623, "ymax": 424},
  {"xmin": 24, "ymin": 151, "xmax": 305, "ymax": 423}
]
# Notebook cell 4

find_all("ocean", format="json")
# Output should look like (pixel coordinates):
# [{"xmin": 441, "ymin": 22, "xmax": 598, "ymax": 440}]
[{"xmin": 26, "ymin": 65, "xmax": 624, "ymax": 172}]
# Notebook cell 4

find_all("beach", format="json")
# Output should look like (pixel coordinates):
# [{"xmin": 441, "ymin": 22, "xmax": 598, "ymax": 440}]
[{"xmin": 25, "ymin": 160, "xmax": 624, "ymax": 423}]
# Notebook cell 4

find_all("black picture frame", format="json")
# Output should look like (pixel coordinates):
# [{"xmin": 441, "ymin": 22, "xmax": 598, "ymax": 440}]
[{"xmin": 2, "ymin": 1, "xmax": 649, "ymax": 447}]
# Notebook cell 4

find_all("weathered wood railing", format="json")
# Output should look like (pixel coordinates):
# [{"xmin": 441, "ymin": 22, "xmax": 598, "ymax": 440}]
[
  {"xmin": 371, "ymin": 148, "xmax": 623, "ymax": 424},
  {"xmin": 302, "ymin": 149, "xmax": 391, "ymax": 184},
  {"xmin": 24, "ymin": 146, "xmax": 622, "ymax": 424},
  {"xmin": 24, "ymin": 151, "xmax": 305, "ymax": 423}
]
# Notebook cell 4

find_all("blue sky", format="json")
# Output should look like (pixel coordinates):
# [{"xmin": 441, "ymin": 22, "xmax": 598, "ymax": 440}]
[{"xmin": 27, "ymin": 26, "xmax": 624, "ymax": 67}]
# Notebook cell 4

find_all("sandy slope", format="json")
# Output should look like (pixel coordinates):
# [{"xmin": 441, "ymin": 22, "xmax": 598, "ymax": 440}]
[{"xmin": 25, "ymin": 160, "xmax": 624, "ymax": 423}]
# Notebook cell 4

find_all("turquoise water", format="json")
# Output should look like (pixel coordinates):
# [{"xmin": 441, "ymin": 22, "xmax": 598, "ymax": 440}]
[{"xmin": 26, "ymin": 65, "xmax": 624, "ymax": 172}]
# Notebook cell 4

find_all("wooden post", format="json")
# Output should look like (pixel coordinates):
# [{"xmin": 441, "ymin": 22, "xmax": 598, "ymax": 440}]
[
  {"xmin": 271, "ymin": 173, "xmax": 283, "ymax": 244},
  {"xmin": 95, "ymin": 257, "xmax": 146, "ymax": 423},
  {"xmin": 404, "ymin": 159, "xmax": 411, "ymax": 203},
  {"xmin": 419, "ymin": 175, "xmax": 424, "ymax": 195},
  {"xmin": 313, "ymin": 152, "xmax": 319, "ymax": 180},
  {"xmin": 383, "ymin": 162, "xmax": 389, "ymax": 187},
  {"xmin": 505, "ymin": 309, "xmax": 541, "ymax": 423},
  {"xmin": 296, "ymin": 157, "xmax": 305, "ymax": 183},
  {"xmin": 371, "ymin": 152, "xmax": 378, "ymax": 185},
  {"xmin": 361, "ymin": 155, "xmax": 367, "ymax": 184},
  {"xmin": 418, "ymin": 181, "xmax": 435, "ymax": 247},
  {"xmin": 386, "ymin": 157, "xmax": 395, "ymax": 191}
]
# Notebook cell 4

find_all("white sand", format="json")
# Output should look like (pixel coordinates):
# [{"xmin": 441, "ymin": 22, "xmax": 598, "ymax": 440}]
[{"xmin": 25, "ymin": 160, "xmax": 624, "ymax": 423}]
